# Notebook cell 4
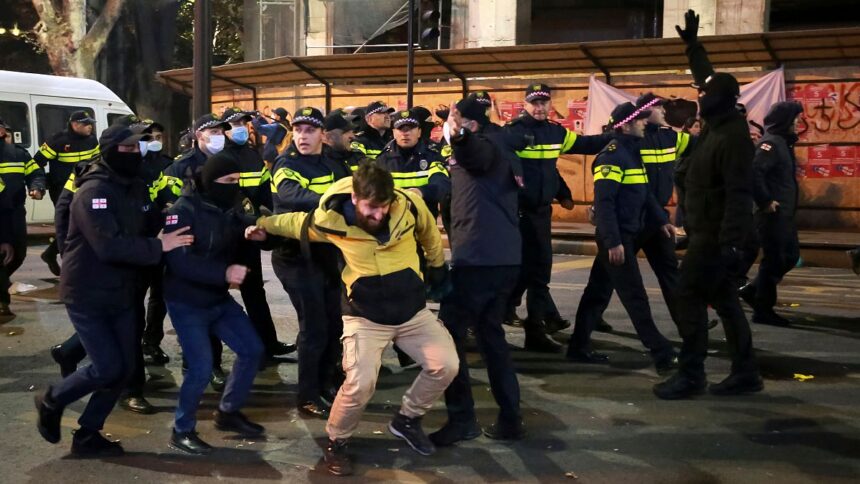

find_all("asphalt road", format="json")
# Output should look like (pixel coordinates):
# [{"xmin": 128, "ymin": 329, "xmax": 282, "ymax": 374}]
[{"xmin": 1, "ymin": 245, "xmax": 858, "ymax": 483}]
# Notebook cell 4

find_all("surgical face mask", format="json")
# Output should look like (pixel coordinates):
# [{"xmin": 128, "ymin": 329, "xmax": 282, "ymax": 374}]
[
  {"xmin": 206, "ymin": 134, "xmax": 225, "ymax": 154},
  {"xmin": 147, "ymin": 140, "xmax": 163, "ymax": 153},
  {"xmin": 139, "ymin": 140, "xmax": 149, "ymax": 157},
  {"xmin": 230, "ymin": 126, "xmax": 249, "ymax": 145}
]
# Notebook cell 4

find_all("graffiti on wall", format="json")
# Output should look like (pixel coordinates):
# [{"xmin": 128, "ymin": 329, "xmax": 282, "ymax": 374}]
[{"xmin": 792, "ymin": 82, "xmax": 860, "ymax": 179}]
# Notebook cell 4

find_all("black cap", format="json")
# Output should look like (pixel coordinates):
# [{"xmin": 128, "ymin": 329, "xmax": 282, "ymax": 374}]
[
  {"xmin": 365, "ymin": 101, "xmax": 395, "ymax": 116},
  {"xmin": 391, "ymin": 109, "xmax": 421, "ymax": 129},
  {"xmin": 635, "ymin": 92, "xmax": 665, "ymax": 109},
  {"xmin": 221, "ymin": 107, "xmax": 253, "ymax": 124},
  {"xmin": 292, "ymin": 107, "xmax": 325, "ymax": 128},
  {"xmin": 455, "ymin": 97, "xmax": 490, "ymax": 125},
  {"xmin": 525, "ymin": 83, "xmax": 552, "ymax": 102},
  {"xmin": 700, "ymin": 73, "xmax": 740, "ymax": 98},
  {"xmin": 142, "ymin": 119, "xmax": 165, "ymax": 132},
  {"xmin": 324, "ymin": 112, "xmax": 358, "ymax": 132},
  {"xmin": 608, "ymin": 102, "xmax": 651, "ymax": 129},
  {"xmin": 350, "ymin": 107, "xmax": 366, "ymax": 119},
  {"xmin": 70, "ymin": 110, "xmax": 96, "ymax": 125},
  {"xmin": 469, "ymin": 90, "xmax": 492, "ymax": 107},
  {"xmin": 0, "ymin": 118, "xmax": 10, "ymax": 130},
  {"xmin": 272, "ymin": 107, "xmax": 289, "ymax": 120},
  {"xmin": 98, "ymin": 124, "xmax": 152, "ymax": 152},
  {"xmin": 193, "ymin": 113, "xmax": 230, "ymax": 133},
  {"xmin": 412, "ymin": 106, "xmax": 433, "ymax": 122}
]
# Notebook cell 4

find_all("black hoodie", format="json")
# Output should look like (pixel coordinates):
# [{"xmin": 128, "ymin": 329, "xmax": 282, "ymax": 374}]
[{"xmin": 752, "ymin": 101, "xmax": 803, "ymax": 215}]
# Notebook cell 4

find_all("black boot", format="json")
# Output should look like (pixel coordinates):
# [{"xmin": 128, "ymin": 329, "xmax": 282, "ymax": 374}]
[
  {"xmin": 142, "ymin": 344, "xmax": 170, "ymax": 366},
  {"xmin": 214, "ymin": 409, "xmax": 265, "ymax": 435},
  {"xmin": 566, "ymin": 348, "xmax": 609, "ymax": 363},
  {"xmin": 523, "ymin": 321, "xmax": 562, "ymax": 353},
  {"xmin": 269, "ymin": 341, "xmax": 297, "ymax": 356},
  {"xmin": 653, "ymin": 350, "xmax": 679, "ymax": 376},
  {"xmin": 71, "ymin": 428, "xmax": 124, "ymax": 458},
  {"xmin": 297, "ymin": 398, "xmax": 331, "ymax": 419},
  {"xmin": 120, "ymin": 394, "xmax": 155, "ymax": 415},
  {"xmin": 429, "ymin": 419, "xmax": 482, "ymax": 447},
  {"xmin": 41, "ymin": 240, "xmax": 61, "ymax": 277},
  {"xmin": 324, "ymin": 438, "xmax": 353, "ymax": 476},
  {"xmin": 503, "ymin": 308, "xmax": 523, "ymax": 327},
  {"xmin": 483, "ymin": 419, "xmax": 525, "ymax": 441},
  {"xmin": 389, "ymin": 412, "xmax": 435, "ymax": 456},
  {"xmin": 543, "ymin": 316, "xmax": 571, "ymax": 334},
  {"xmin": 752, "ymin": 310, "xmax": 791, "ymax": 327},
  {"xmin": 595, "ymin": 318, "xmax": 614, "ymax": 333},
  {"xmin": 50, "ymin": 344, "xmax": 77, "ymax": 378},
  {"xmin": 210, "ymin": 367, "xmax": 227, "ymax": 392},
  {"xmin": 169, "ymin": 429, "xmax": 213, "ymax": 455},
  {"xmin": 709, "ymin": 372, "xmax": 763, "ymax": 396},
  {"xmin": 34, "ymin": 389, "xmax": 63, "ymax": 444},
  {"xmin": 653, "ymin": 372, "xmax": 706, "ymax": 400}
]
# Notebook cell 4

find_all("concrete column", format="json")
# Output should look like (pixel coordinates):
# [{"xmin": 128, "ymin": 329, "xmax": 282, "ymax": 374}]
[
  {"xmin": 306, "ymin": 0, "xmax": 330, "ymax": 56},
  {"xmin": 663, "ymin": 0, "xmax": 767, "ymax": 37},
  {"xmin": 452, "ymin": 0, "xmax": 519, "ymax": 48}
]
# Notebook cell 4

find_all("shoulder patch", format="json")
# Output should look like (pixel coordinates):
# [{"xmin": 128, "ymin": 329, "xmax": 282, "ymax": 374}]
[
  {"xmin": 91, "ymin": 198, "xmax": 108, "ymax": 210},
  {"xmin": 165, "ymin": 214, "xmax": 179, "ymax": 225},
  {"xmin": 760, "ymin": 143, "xmax": 772, "ymax": 151},
  {"xmin": 608, "ymin": 144, "xmax": 616, "ymax": 152},
  {"xmin": 599, "ymin": 165, "xmax": 613, "ymax": 177}
]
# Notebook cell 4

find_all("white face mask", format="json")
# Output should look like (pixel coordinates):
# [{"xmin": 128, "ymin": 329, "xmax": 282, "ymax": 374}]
[
  {"xmin": 147, "ymin": 140, "xmax": 163, "ymax": 153},
  {"xmin": 139, "ymin": 140, "xmax": 149, "ymax": 157},
  {"xmin": 206, "ymin": 134, "xmax": 225, "ymax": 154}
]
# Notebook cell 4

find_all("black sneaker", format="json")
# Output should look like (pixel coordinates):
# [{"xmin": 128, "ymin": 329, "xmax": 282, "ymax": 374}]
[
  {"xmin": 34, "ymin": 389, "xmax": 63, "ymax": 444},
  {"xmin": 142, "ymin": 345, "xmax": 170, "ymax": 366},
  {"xmin": 429, "ymin": 419, "xmax": 482, "ymax": 447},
  {"xmin": 324, "ymin": 438, "xmax": 353, "ymax": 476},
  {"xmin": 595, "ymin": 318, "xmax": 614, "ymax": 333},
  {"xmin": 709, "ymin": 372, "xmax": 764, "ymax": 396},
  {"xmin": 41, "ymin": 247, "xmax": 61, "ymax": 277},
  {"xmin": 653, "ymin": 372, "xmax": 706, "ymax": 400},
  {"xmin": 566, "ymin": 349, "xmax": 609, "ymax": 363},
  {"xmin": 752, "ymin": 310, "xmax": 791, "ymax": 327},
  {"xmin": 119, "ymin": 395, "xmax": 155, "ymax": 415},
  {"xmin": 523, "ymin": 327, "xmax": 562, "ymax": 353},
  {"xmin": 50, "ymin": 344, "xmax": 77, "ymax": 378},
  {"xmin": 210, "ymin": 367, "xmax": 227, "ymax": 392},
  {"xmin": 388, "ymin": 412, "xmax": 435, "ymax": 456},
  {"xmin": 71, "ymin": 429, "xmax": 124, "ymax": 458},
  {"xmin": 269, "ymin": 341, "xmax": 297, "ymax": 356},
  {"xmin": 169, "ymin": 429, "xmax": 213, "ymax": 455},
  {"xmin": 543, "ymin": 317, "xmax": 571, "ymax": 335},
  {"xmin": 503, "ymin": 309, "xmax": 523, "ymax": 327},
  {"xmin": 214, "ymin": 409, "xmax": 265, "ymax": 435},
  {"xmin": 654, "ymin": 351, "xmax": 679, "ymax": 376},
  {"xmin": 483, "ymin": 420, "xmax": 525, "ymax": 441}
]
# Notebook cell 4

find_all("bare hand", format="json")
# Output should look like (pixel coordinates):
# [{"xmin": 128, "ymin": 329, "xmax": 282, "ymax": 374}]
[
  {"xmin": 559, "ymin": 198, "xmax": 574, "ymax": 210},
  {"xmin": 29, "ymin": 190, "xmax": 44, "ymax": 200},
  {"xmin": 245, "ymin": 225, "xmax": 268, "ymax": 241},
  {"xmin": 446, "ymin": 103, "xmax": 463, "ymax": 135},
  {"xmin": 226, "ymin": 264, "xmax": 249, "ymax": 285},
  {"xmin": 608, "ymin": 244, "xmax": 625, "ymax": 266},
  {"xmin": 158, "ymin": 226, "xmax": 194, "ymax": 252},
  {"xmin": 661, "ymin": 223, "xmax": 677, "ymax": 242},
  {"xmin": 766, "ymin": 200, "xmax": 780, "ymax": 213},
  {"xmin": 0, "ymin": 243, "xmax": 13, "ymax": 266}
]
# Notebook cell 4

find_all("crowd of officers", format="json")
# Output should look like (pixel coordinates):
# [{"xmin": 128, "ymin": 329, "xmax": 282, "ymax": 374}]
[{"xmin": 0, "ymin": 8, "xmax": 814, "ymax": 477}]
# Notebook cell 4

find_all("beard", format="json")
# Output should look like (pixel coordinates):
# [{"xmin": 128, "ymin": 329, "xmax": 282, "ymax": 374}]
[{"xmin": 355, "ymin": 211, "xmax": 388, "ymax": 235}]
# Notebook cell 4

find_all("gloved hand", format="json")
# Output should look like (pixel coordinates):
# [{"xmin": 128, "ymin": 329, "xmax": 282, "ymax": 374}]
[
  {"xmin": 425, "ymin": 263, "xmax": 452, "ymax": 302},
  {"xmin": 720, "ymin": 245, "xmax": 744, "ymax": 277},
  {"xmin": 675, "ymin": 9, "xmax": 700, "ymax": 45}
]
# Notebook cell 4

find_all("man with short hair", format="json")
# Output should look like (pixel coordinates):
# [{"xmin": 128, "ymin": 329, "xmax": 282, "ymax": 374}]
[
  {"xmin": 247, "ymin": 162, "xmax": 459, "ymax": 476},
  {"xmin": 350, "ymin": 101, "xmax": 394, "ymax": 160},
  {"xmin": 323, "ymin": 110, "xmax": 363, "ymax": 172}
]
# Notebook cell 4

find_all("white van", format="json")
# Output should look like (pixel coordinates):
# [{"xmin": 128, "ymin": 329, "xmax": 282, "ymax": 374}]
[{"xmin": 0, "ymin": 70, "xmax": 134, "ymax": 223}]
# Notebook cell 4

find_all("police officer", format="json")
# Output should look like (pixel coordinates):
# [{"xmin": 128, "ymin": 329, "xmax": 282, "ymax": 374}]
[
  {"xmin": 270, "ymin": 107, "xmax": 350, "ymax": 418},
  {"xmin": 434, "ymin": 96, "xmax": 525, "ymax": 445},
  {"xmin": 0, "ymin": 176, "xmax": 13, "ymax": 323},
  {"xmin": 654, "ymin": 10, "xmax": 762, "ymax": 399},
  {"xmin": 34, "ymin": 124, "xmax": 194, "ymax": 457},
  {"xmin": 566, "ymin": 102, "xmax": 678, "ymax": 372},
  {"xmin": 504, "ymin": 83, "xmax": 609, "ymax": 352},
  {"xmin": 32, "ymin": 110, "xmax": 100, "ymax": 276},
  {"xmin": 738, "ymin": 101, "xmax": 804, "ymax": 327},
  {"xmin": 323, "ymin": 110, "xmax": 363, "ymax": 171},
  {"xmin": 221, "ymin": 107, "xmax": 296, "ymax": 359},
  {"xmin": 0, "ymin": 118, "xmax": 46, "ymax": 319},
  {"xmin": 163, "ymin": 152, "xmax": 265, "ymax": 455},
  {"xmin": 375, "ymin": 109, "xmax": 451, "ymax": 218},
  {"xmin": 350, "ymin": 101, "xmax": 394, "ymax": 160}
]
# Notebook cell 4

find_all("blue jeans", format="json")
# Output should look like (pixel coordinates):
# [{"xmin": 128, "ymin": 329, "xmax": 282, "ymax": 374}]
[{"xmin": 167, "ymin": 297, "xmax": 264, "ymax": 433}]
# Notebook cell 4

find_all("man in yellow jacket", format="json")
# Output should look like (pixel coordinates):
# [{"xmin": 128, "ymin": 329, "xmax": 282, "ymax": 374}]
[{"xmin": 246, "ymin": 161, "xmax": 458, "ymax": 476}]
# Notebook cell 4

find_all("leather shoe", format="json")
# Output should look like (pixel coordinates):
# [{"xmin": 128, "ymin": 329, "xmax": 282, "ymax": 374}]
[
  {"xmin": 50, "ymin": 344, "xmax": 77, "ymax": 378},
  {"xmin": 709, "ymin": 372, "xmax": 764, "ymax": 396},
  {"xmin": 752, "ymin": 310, "xmax": 790, "ymax": 327},
  {"xmin": 269, "ymin": 341, "xmax": 297, "ymax": 356},
  {"xmin": 738, "ymin": 283, "xmax": 756, "ymax": 307},
  {"xmin": 566, "ymin": 348, "xmax": 609, "ymax": 363},
  {"xmin": 524, "ymin": 329, "xmax": 562, "ymax": 353},
  {"xmin": 71, "ymin": 429, "xmax": 123, "ymax": 458},
  {"xmin": 503, "ymin": 309, "xmax": 523, "ymax": 327},
  {"xmin": 120, "ymin": 395, "xmax": 155, "ymax": 415},
  {"xmin": 298, "ymin": 398, "xmax": 330, "ymax": 419},
  {"xmin": 214, "ymin": 409, "xmax": 265, "ymax": 435},
  {"xmin": 653, "ymin": 372, "xmax": 706, "ymax": 400},
  {"xmin": 654, "ymin": 351, "xmax": 679, "ymax": 375},
  {"xmin": 543, "ymin": 316, "xmax": 571, "ymax": 334},
  {"xmin": 142, "ymin": 345, "xmax": 170, "ymax": 365},
  {"xmin": 35, "ymin": 389, "xmax": 63, "ymax": 444},
  {"xmin": 483, "ymin": 420, "xmax": 525, "ymax": 441},
  {"xmin": 41, "ymin": 249, "xmax": 61, "ymax": 277},
  {"xmin": 210, "ymin": 367, "xmax": 227, "ymax": 392},
  {"xmin": 169, "ymin": 429, "xmax": 213, "ymax": 455},
  {"xmin": 595, "ymin": 318, "xmax": 614, "ymax": 333},
  {"xmin": 429, "ymin": 419, "xmax": 482, "ymax": 447},
  {"xmin": 324, "ymin": 438, "xmax": 353, "ymax": 476}
]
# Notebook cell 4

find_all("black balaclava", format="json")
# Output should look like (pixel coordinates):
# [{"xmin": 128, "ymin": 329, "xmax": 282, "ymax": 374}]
[
  {"xmin": 698, "ymin": 72, "xmax": 740, "ymax": 119},
  {"xmin": 201, "ymin": 152, "xmax": 240, "ymax": 210},
  {"xmin": 104, "ymin": 145, "xmax": 144, "ymax": 179},
  {"xmin": 764, "ymin": 101, "xmax": 803, "ymax": 145}
]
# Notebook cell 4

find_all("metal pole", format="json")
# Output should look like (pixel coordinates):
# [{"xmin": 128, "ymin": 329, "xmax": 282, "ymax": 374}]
[
  {"xmin": 193, "ymin": 0, "xmax": 212, "ymax": 120},
  {"xmin": 406, "ymin": 0, "xmax": 415, "ymax": 108}
]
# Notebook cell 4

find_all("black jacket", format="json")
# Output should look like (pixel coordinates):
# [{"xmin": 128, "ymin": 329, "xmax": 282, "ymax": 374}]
[
  {"xmin": 752, "ymin": 105, "xmax": 801, "ymax": 216},
  {"xmin": 0, "ymin": 138, "xmax": 46, "ymax": 207},
  {"xmin": 641, "ymin": 123, "xmax": 694, "ymax": 208},
  {"xmin": 224, "ymin": 138, "xmax": 273, "ymax": 212},
  {"xmin": 448, "ymin": 123, "xmax": 522, "ymax": 267},
  {"xmin": 504, "ymin": 112, "xmax": 609, "ymax": 209},
  {"xmin": 271, "ymin": 144, "xmax": 353, "ymax": 215},
  {"xmin": 592, "ymin": 134, "xmax": 667, "ymax": 248},
  {"xmin": 328, "ymin": 145, "xmax": 364, "ymax": 173},
  {"xmin": 350, "ymin": 126, "xmax": 392, "ymax": 160},
  {"xmin": 375, "ymin": 141, "xmax": 451, "ymax": 217},
  {"xmin": 162, "ymin": 193, "xmax": 252, "ymax": 307},
  {"xmin": 32, "ymin": 128, "xmax": 99, "ymax": 190},
  {"xmin": 163, "ymin": 147, "xmax": 208, "ymax": 199},
  {"xmin": 59, "ymin": 162, "xmax": 162, "ymax": 309},
  {"xmin": 0, "ymin": 176, "xmax": 12, "ymax": 243}
]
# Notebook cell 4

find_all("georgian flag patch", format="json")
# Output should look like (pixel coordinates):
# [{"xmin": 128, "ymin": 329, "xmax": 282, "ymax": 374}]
[
  {"xmin": 165, "ymin": 215, "xmax": 179, "ymax": 225},
  {"xmin": 91, "ymin": 198, "xmax": 107, "ymax": 209},
  {"xmin": 761, "ymin": 143, "xmax": 772, "ymax": 151}
]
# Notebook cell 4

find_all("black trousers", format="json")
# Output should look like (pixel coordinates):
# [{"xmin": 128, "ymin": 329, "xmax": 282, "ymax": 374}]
[
  {"xmin": 593, "ymin": 225, "xmax": 682, "ymax": 328},
  {"xmin": 676, "ymin": 235, "xmax": 757, "ymax": 380},
  {"xmin": 238, "ymin": 243, "xmax": 280, "ymax": 354},
  {"xmin": 272, "ymin": 247, "xmax": 342, "ymax": 402},
  {"xmin": 569, "ymin": 235, "xmax": 673, "ymax": 358},
  {"xmin": 0, "ymin": 208, "xmax": 27, "ymax": 305},
  {"xmin": 508, "ymin": 204, "xmax": 561, "ymax": 324},
  {"xmin": 440, "ymin": 265, "xmax": 521, "ymax": 425},
  {"xmin": 44, "ymin": 182, "xmax": 64, "ymax": 258},
  {"xmin": 750, "ymin": 212, "xmax": 799, "ymax": 311},
  {"xmin": 142, "ymin": 264, "xmax": 168, "ymax": 347}
]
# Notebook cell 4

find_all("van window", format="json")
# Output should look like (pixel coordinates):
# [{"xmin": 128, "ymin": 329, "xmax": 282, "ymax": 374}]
[
  {"xmin": 0, "ymin": 101, "xmax": 31, "ymax": 148},
  {"xmin": 107, "ymin": 113, "xmax": 126, "ymax": 126},
  {"xmin": 36, "ymin": 104, "xmax": 92, "ymax": 145}
]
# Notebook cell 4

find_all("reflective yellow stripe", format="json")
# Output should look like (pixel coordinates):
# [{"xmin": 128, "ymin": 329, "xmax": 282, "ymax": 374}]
[
  {"xmin": 39, "ymin": 143, "xmax": 57, "ymax": 159},
  {"xmin": 273, "ymin": 167, "xmax": 309, "ymax": 189},
  {"xmin": 561, "ymin": 130, "xmax": 578, "ymax": 152},
  {"xmin": 349, "ymin": 164, "xmax": 359, "ymax": 172},
  {"xmin": 167, "ymin": 175, "xmax": 183, "ymax": 196},
  {"xmin": 149, "ymin": 172, "xmax": 169, "ymax": 201},
  {"xmin": 64, "ymin": 173, "xmax": 78, "ymax": 192},
  {"xmin": 0, "ymin": 178, "xmax": 4, "ymax": 192},
  {"xmin": 24, "ymin": 158, "xmax": 40, "ymax": 175},
  {"xmin": 55, "ymin": 146, "xmax": 100, "ymax": 163},
  {"xmin": 261, "ymin": 168, "xmax": 272, "ymax": 183},
  {"xmin": 676, "ymin": 131, "xmax": 691, "ymax": 156},
  {"xmin": 350, "ymin": 142, "xmax": 382, "ymax": 159},
  {"xmin": 640, "ymin": 146, "xmax": 677, "ymax": 164},
  {"xmin": 593, "ymin": 165, "xmax": 623, "ymax": 183},
  {"xmin": 440, "ymin": 145, "xmax": 453, "ymax": 158},
  {"xmin": 350, "ymin": 141, "xmax": 366, "ymax": 154},
  {"xmin": 622, "ymin": 167, "xmax": 648, "ymax": 184},
  {"xmin": 0, "ymin": 162, "xmax": 25, "ymax": 174},
  {"xmin": 516, "ymin": 143, "xmax": 562, "ymax": 159}
]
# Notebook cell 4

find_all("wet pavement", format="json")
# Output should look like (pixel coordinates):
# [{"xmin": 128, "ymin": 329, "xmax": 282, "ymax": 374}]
[{"xmin": 1, "ymin": 244, "xmax": 859, "ymax": 483}]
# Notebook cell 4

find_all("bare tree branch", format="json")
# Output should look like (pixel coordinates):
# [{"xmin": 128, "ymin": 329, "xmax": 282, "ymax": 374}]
[{"xmin": 81, "ymin": 0, "xmax": 125, "ymax": 58}]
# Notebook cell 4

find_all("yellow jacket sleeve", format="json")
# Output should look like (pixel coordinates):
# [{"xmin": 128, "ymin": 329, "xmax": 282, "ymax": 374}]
[
  {"xmin": 405, "ymin": 191, "xmax": 444, "ymax": 268},
  {"xmin": 257, "ymin": 211, "xmax": 328, "ymax": 242}
]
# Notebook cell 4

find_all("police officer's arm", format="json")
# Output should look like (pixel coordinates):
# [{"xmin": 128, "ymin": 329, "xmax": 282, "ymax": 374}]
[
  {"xmin": 561, "ymin": 129, "xmax": 612, "ymax": 155},
  {"xmin": 53, "ymin": 181, "xmax": 75, "ymax": 255},
  {"xmin": 406, "ymin": 190, "xmax": 445, "ymax": 268},
  {"xmin": 419, "ymin": 160, "xmax": 451, "ymax": 207},
  {"xmin": 163, "ymin": 208, "xmax": 230, "ymax": 286},
  {"xmin": 555, "ymin": 170, "xmax": 573, "ymax": 202},
  {"xmin": 272, "ymin": 165, "xmax": 322, "ymax": 212},
  {"xmin": 256, "ymin": 209, "xmax": 329, "ymax": 243},
  {"xmin": 645, "ymin": 190, "xmax": 670, "ymax": 227},
  {"xmin": 31, "ymin": 135, "xmax": 60, "ymax": 168},
  {"xmin": 718, "ymin": 139, "xmax": 756, "ymax": 247},
  {"xmin": 751, "ymin": 144, "xmax": 777, "ymax": 211},
  {"xmin": 350, "ymin": 140, "xmax": 368, "ymax": 156},
  {"xmin": 71, "ymin": 186, "xmax": 163, "ymax": 265},
  {"xmin": 450, "ymin": 130, "xmax": 495, "ymax": 173},
  {"xmin": 592, "ymin": 157, "xmax": 624, "ymax": 249},
  {"xmin": 21, "ymin": 148, "xmax": 47, "ymax": 193}
]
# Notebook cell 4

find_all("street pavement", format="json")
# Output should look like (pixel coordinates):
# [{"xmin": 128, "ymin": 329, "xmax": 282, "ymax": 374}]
[{"xmin": 1, "ymin": 244, "xmax": 858, "ymax": 483}]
